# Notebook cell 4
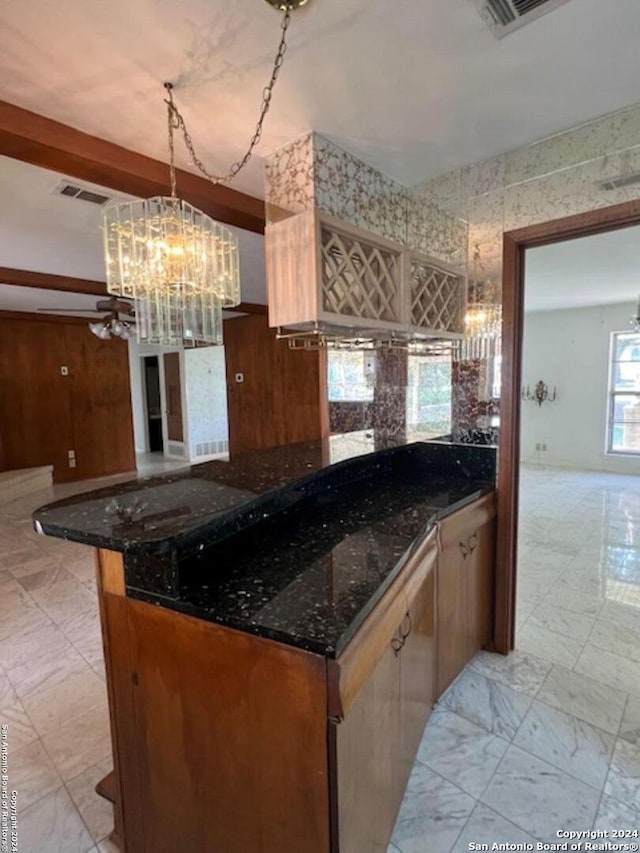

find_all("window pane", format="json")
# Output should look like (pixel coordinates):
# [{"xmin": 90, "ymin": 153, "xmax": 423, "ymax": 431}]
[
  {"xmin": 611, "ymin": 393, "xmax": 640, "ymax": 452},
  {"xmin": 611, "ymin": 423, "xmax": 640, "ymax": 453},
  {"xmin": 613, "ymin": 333, "xmax": 640, "ymax": 391},
  {"xmin": 406, "ymin": 354, "xmax": 452, "ymax": 436},
  {"xmin": 327, "ymin": 351, "xmax": 375, "ymax": 402},
  {"xmin": 614, "ymin": 332, "xmax": 640, "ymax": 362},
  {"xmin": 612, "ymin": 394, "xmax": 640, "ymax": 423}
]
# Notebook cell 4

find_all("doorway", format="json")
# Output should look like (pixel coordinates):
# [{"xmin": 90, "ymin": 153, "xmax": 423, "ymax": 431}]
[
  {"xmin": 497, "ymin": 198, "xmax": 640, "ymax": 654},
  {"xmin": 515, "ymin": 226, "xmax": 640, "ymax": 681},
  {"xmin": 143, "ymin": 356, "xmax": 163, "ymax": 453}
]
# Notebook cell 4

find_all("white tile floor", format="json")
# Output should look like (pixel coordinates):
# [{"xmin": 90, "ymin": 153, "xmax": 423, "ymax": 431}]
[
  {"xmin": 390, "ymin": 465, "xmax": 640, "ymax": 852},
  {"xmin": 1, "ymin": 464, "xmax": 639, "ymax": 852}
]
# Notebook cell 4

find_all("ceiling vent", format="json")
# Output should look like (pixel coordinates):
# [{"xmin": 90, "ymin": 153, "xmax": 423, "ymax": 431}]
[
  {"xmin": 600, "ymin": 172, "xmax": 640, "ymax": 192},
  {"xmin": 52, "ymin": 181, "xmax": 111, "ymax": 206},
  {"xmin": 476, "ymin": 0, "xmax": 573, "ymax": 37}
]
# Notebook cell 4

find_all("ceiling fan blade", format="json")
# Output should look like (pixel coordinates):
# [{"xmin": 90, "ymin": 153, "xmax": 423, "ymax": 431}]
[
  {"xmin": 96, "ymin": 297, "xmax": 135, "ymax": 314},
  {"xmin": 37, "ymin": 307, "xmax": 104, "ymax": 313}
]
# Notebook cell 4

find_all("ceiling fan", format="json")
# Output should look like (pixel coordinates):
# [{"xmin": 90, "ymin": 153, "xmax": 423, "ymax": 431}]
[{"xmin": 37, "ymin": 296, "xmax": 137, "ymax": 340}]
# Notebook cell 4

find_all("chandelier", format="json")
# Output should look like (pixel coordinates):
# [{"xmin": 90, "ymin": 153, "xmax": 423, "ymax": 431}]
[
  {"xmin": 102, "ymin": 0, "xmax": 309, "ymax": 346},
  {"xmin": 459, "ymin": 244, "xmax": 502, "ymax": 360}
]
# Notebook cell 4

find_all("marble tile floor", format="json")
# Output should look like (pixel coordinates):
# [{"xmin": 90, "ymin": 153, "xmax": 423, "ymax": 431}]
[
  {"xmin": 389, "ymin": 465, "xmax": 640, "ymax": 853},
  {"xmin": 1, "ymin": 465, "xmax": 640, "ymax": 851}
]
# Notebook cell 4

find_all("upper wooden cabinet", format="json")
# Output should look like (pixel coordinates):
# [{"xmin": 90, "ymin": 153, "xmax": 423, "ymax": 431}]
[{"xmin": 265, "ymin": 209, "xmax": 466, "ymax": 340}]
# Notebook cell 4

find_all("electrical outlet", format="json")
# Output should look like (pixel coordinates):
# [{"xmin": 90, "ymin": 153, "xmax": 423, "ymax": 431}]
[
  {"xmin": 535, "ymin": 443, "xmax": 541, "ymax": 451},
  {"xmin": 542, "ymin": 443, "xmax": 547, "ymax": 451}
]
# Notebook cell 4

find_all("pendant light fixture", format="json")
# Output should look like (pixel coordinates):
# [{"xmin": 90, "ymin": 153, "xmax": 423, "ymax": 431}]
[
  {"xmin": 102, "ymin": 0, "xmax": 309, "ymax": 347},
  {"xmin": 459, "ymin": 244, "xmax": 502, "ymax": 360}
]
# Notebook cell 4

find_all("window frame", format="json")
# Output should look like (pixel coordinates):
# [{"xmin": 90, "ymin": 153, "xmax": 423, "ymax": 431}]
[{"xmin": 606, "ymin": 330, "xmax": 640, "ymax": 457}]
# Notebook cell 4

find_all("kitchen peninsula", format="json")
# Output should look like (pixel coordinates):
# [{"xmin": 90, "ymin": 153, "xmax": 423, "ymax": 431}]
[{"xmin": 33, "ymin": 431, "xmax": 497, "ymax": 853}]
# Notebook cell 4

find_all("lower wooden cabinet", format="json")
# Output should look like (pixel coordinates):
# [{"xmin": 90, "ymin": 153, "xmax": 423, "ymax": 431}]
[
  {"xmin": 436, "ymin": 494, "xmax": 496, "ymax": 696},
  {"xmin": 95, "ymin": 493, "xmax": 495, "ymax": 853},
  {"xmin": 330, "ymin": 543, "xmax": 437, "ymax": 853}
]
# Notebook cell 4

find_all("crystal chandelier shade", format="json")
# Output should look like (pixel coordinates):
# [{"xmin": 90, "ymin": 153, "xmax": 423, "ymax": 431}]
[
  {"xmin": 100, "ymin": 3, "xmax": 301, "ymax": 347},
  {"xmin": 456, "ymin": 243, "xmax": 503, "ymax": 361},
  {"xmin": 103, "ymin": 197, "xmax": 240, "ymax": 347},
  {"xmin": 460, "ymin": 302, "xmax": 503, "ymax": 360}
]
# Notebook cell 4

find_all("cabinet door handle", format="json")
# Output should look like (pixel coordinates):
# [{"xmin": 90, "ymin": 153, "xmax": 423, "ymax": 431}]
[
  {"xmin": 391, "ymin": 612, "xmax": 412, "ymax": 657},
  {"xmin": 468, "ymin": 533, "xmax": 478, "ymax": 555}
]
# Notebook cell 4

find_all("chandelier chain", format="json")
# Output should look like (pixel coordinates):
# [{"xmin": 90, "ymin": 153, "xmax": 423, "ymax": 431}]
[{"xmin": 164, "ymin": 8, "xmax": 292, "ymax": 188}]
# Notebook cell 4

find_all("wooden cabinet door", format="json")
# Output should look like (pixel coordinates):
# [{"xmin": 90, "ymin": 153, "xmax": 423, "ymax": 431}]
[
  {"xmin": 399, "ymin": 563, "xmax": 436, "ymax": 780},
  {"xmin": 333, "ymin": 643, "xmax": 402, "ymax": 853},
  {"xmin": 123, "ymin": 600, "xmax": 330, "ymax": 853},
  {"xmin": 333, "ymin": 565, "xmax": 436, "ymax": 853},
  {"xmin": 436, "ymin": 542, "xmax": 469, "ymax": 696},
  {"xmin": 467, "ymin": 519, "xmax": 496, "ymax": 656}
]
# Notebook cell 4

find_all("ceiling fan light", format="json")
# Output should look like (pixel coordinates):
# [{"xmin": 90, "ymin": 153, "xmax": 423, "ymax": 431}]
[
  {"xmin": 118, "ymin": 322, "xmax": 135, "ymax": 340},
  {"xmin": 111, "ymin": 318, "xmax": 124, "ymax": 337},
  {"xmin": 88, "ymin": 320, "xmax": 112, "ymax": 340}
]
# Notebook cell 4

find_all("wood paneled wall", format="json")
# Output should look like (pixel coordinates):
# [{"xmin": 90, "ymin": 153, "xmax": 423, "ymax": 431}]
[
  {"xmin": 0, "ymin": 313, "xmax": 135, "ymax": 482},
  {"xmin": 223, "ymin": 315, "xmax": 326, "ymax": 455}
]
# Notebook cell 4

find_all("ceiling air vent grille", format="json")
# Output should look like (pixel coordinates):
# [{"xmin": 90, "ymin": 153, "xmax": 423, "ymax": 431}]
[
  {"xmin": 53, "ymin": 182, "xmax": 111, "ymax": 206},
  {"xmin": 477, "ymin": 0, "xmax": 573, "ymax": 37}
]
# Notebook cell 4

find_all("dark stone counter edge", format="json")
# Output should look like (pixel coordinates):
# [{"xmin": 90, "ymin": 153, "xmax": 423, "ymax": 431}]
[
  {"xmin": 124, "ymin": 484, "xmax": 493, "ymax": 659},
  {"xmin": 33, "ymin": 441, "xmax": 494, "ymax": 559}
]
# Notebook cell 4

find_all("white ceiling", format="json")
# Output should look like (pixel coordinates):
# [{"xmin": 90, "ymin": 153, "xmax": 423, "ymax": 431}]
[
  {"xmin": 2, "ymin": 0, "xmax": 640, "ymax": 197},
  {"xmin": 525, "ymin": 225, "xmax": 640, "ymax": 312},
  {"xmin": 0, "ymin": 285, "xmax": 112, "ymax": 318},
  {"xmin": 0, "ymin": 156, "xmax": 268, "ymax": 312}
]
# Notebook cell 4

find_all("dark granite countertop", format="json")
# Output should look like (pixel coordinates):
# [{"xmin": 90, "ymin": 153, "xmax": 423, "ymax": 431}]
[
  {"xmin": 133, "ymin": 472, "xmax": 491, "ymax": 657},
  {"xmin": 33, "ymin": 430, "xmax": 495, "ymax": 558},
  {"xmin": 34, "ymin": 430, "xmax": 497, "ymax": 657}
]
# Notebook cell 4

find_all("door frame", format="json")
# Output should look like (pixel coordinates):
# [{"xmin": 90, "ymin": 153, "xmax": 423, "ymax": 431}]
[{"xmin": 495, "ymin": 197, "xmax": 640, "ymax": 654}]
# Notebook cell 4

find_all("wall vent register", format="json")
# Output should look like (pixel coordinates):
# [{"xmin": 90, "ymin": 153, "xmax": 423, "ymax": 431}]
[
  {"xmin": 475, "ymin": 0, "xmax": 573, "ymax": 37},
  {"xmin": 53, "ymin": 181, "xmax": 112, "ymax": 206}
]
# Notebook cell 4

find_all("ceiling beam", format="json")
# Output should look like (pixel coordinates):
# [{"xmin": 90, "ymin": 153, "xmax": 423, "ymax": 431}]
[
  {"xmin": 0, "ymin": 269, "xmax": 269, "ymax": 313},
  {"xmin": 0, "ymin": 100, "xmax": 266, "ymax": 235},
  {"xmin": 0, "ymin": 267, "xmax": 108, "ymax": 296}
]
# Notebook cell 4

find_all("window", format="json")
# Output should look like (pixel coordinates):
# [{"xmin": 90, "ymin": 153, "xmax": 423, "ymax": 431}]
[
  {"xmin": 406, "ymin": 354, "xmax": 452, "ymax": 437},
  {"xmin": 327, "ymin": 351, "xmax": 375, "ymax": 402},
  {"xmin": 607, "ymin": 331, "xmax": 640, "ymax": 455}
]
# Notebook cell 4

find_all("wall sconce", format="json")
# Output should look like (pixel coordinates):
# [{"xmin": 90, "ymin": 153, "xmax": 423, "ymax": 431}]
[{"xmin": 522, "ymin": 381, "xmax": 557, "ymax": 407}]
